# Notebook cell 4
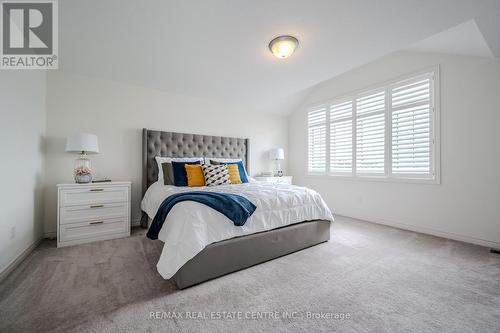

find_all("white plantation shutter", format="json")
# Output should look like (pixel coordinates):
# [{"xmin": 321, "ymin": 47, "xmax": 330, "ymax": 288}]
[
  {"xmin": 306, "ymin": 70, "xmax": 438, "ymax": 182},
  {"xmin": 308, "ymin": 107, "xmax": 327, "ymax": 173},
  {"xmin": 356, "ymin": 91, "xmax": 385, "ymax": 174},
  {"xmin": 330, "ymin": 100, "xmax": 353, "ymax": 173},
  {"xmin": 391, "ymin": 75, "xmax": 433, "ymax": 175}
]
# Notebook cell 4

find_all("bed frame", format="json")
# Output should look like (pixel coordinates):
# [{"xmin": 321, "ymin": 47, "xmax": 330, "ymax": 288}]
[{"xmin": 142, "ymin": 128, "xmax": 331, "ymax": 289}]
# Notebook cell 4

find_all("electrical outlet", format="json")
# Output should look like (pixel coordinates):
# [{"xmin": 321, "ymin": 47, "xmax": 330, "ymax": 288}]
[{"xmin": 10, "ymin": 226, "xmax": 15, "ymax": 240}]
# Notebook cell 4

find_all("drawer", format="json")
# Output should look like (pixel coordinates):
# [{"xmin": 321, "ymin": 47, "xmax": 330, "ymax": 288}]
[
  {"xmin": 59, "ymin": 187, "xmax": 128, "ymax": 207},
  {"xmin": 59, "ymin": 218, "xmax": 128, "ymax": 243},
  {"xmin": 59, "ymin": 202, "xmax": 128, "ymax": 225}
]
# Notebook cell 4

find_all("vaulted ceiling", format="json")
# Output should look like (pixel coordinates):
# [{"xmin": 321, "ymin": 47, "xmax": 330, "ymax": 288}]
[
  {"xmin": 59, "ymin": 0, "xmax": 500, "ymax": 114},
  {"xmin": 406, "ymin": 20, "xmax": 495, "ymax": 58}
]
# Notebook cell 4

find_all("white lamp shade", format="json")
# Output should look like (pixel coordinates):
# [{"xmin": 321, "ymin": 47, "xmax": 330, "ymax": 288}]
[
  {"xmin": 269, "ymin": 148, "xmax": 285, "ymax": 160},
  {"xmin": 65, "ymin": 133, "xmax": 99, "ymax": 154}
]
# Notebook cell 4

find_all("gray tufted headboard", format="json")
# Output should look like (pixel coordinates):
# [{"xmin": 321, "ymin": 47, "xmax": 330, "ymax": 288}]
[{"xmin": 142, "ymin": 128, "xmax": 250, "ymax": 197}]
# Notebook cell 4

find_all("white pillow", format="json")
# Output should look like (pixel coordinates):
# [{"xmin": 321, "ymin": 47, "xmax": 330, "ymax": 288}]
[{"xmin": 155, "ymin": 156, "xmax": 203, "ymax": 182}]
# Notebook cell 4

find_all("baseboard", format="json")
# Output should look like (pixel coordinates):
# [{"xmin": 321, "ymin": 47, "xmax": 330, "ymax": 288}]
[
  {"xmin": 335, "ymin": 212, "xmax": 500, "ymax": 249},
  {"xmin": 44, "ymin": 231, "xmax": 56, "ymax": 239},
  {"xmin": 0, "ymin": 237, "xmax": 43, "ymax": 283}
]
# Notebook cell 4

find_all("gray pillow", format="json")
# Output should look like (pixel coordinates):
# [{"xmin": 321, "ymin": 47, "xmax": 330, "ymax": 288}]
[{"xmin": 161, "ymin": 162, "xmax": 175, "ymax": 185}]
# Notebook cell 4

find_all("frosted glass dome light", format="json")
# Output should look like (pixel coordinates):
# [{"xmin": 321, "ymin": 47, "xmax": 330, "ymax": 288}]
[{"xmin": 269, "ymin": 35, "xmax": 299, "ymax": 59}]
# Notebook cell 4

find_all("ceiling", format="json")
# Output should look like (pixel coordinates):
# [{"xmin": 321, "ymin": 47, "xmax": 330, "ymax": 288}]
[
  {"xmin": 406, "ymin": 20, "xmax": 494, "ymax": 58},
  {"xmin": 59, "ymin": 0, "xmax": 500, "ymax": 115}
]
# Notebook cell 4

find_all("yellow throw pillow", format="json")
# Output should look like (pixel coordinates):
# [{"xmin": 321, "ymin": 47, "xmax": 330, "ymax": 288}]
[
  {"xmin": 185, "ymin": 164, "xmax": 206, "ymax": 187},
  {"xmin": 226, "ymin": 164, "xmax": 242, "ymax": 184}
]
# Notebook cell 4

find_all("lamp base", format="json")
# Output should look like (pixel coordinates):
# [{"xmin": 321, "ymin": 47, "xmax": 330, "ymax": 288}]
[
  {"xmin": 273, "ymin": 160, "xmax": 283, "ymax": 177},
  {"xmin": 74, "ymin": 153, "xmax": 92, "ymax": 184},
  {"xmin": 75, "ymin": 174, "xmax": 93, "ymax": 183}
]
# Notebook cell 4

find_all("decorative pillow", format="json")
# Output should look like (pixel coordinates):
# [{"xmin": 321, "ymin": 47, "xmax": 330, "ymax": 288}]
[
  {"xmin": 210, "ymin": 160, "xmax": 249, "ymax": 183},
  {"xmin": 155, "ymin": 156, "xmax": 203, "ymax": 182},
  {"xmin": 185, "ymin": 164, "xmax": 206, "ymax": 187},
  {"xmin": 226, "ymin": 164, "xmax": 242, "ymax": 184},
  {"xmin": 202, "ymin": 164, "xmax": 231, "ymax": 186},
  {"xmin": 161, "ymin": 163, "xmax": 174, "ymax": 185},
  {"xmin": 172, "ymin": 161, "xmax": 202, "ymax": 186},
  {"xmin": 205, "ymin": 157, "xmax": 242, "ymax": 165}
]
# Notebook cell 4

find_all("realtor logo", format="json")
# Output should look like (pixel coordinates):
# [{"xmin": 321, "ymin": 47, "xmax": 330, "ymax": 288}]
[{"xmin": 1, "ymin": 0, "xmax": 58, "ymax": 69}]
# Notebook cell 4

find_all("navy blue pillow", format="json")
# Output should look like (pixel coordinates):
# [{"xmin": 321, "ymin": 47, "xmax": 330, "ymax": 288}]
[
  {"xmin": 210, "ymin": 160, "xmax": 249, "ymax": 183},
  {"xmin": 171, "ymin": 161, "xmax": 201, "ymax": 186}
]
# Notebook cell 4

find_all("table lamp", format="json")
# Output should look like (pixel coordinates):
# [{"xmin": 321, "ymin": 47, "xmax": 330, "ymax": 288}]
[
  {"xmin": 269, "ymin": 148, "xmax": 285, "ymax": 177},
  {"xmin": 65, "ymin": 133, "xmax": 99, "ymax": 183}
]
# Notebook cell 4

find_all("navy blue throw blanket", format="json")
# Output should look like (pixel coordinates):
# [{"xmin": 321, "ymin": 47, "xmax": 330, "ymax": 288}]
[{"xmin": 147, "ymin": 191, "xmax": 257, "ymax": 240}]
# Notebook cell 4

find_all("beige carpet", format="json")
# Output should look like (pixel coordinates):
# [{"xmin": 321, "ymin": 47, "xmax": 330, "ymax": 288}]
[{"xmin": 1, "ymin": 216, "xmax": 499, "ymax": 332}]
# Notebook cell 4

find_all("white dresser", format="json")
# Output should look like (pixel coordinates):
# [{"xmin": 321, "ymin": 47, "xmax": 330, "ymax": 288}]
[
  {"xmin": 254, "ymin": 176, "xmax": 293, "ymax": 185},
  {"xmin": 57, "ymin": 181, "xmax": 131, "ymax": 248}
]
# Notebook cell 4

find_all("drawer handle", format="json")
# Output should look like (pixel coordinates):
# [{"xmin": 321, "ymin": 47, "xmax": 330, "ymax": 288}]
[
  {"xmin": 90, "ymin": 189, "xmax": 104, "ymax": 192},
  {"xmin": 90, "ymin": 204, "xmax": 104, "ymax": 208},
  {"xmin": 89, "ymin": 221, "xmax": 104, "ymax": 225}
]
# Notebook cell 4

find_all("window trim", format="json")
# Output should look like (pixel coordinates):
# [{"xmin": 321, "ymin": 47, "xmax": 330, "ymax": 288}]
[{"xmin": 306, "ymin": 66, "xmax": 441, "ymax": 185}]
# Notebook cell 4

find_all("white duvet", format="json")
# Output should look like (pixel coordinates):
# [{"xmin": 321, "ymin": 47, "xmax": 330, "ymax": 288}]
[{"xmin": 141, "ymin": 181, "xmax": 334, "ymax": 279}]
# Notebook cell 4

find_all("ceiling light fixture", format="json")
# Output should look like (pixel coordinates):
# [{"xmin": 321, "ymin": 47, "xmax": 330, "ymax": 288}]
[{"xmin": 268, "ymin": 35, "xmax": 299, "ymax": 59}]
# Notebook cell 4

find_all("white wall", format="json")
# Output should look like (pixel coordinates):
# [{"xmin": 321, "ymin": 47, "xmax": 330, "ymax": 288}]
[
  {"xmin": 0, "ymin": 71, "xmax": 46, "ymax": 276},
  {"xmin": 289, "ymin": 51, "xmax": 500, "ymax": 247},
  {"xmin": 44, "ymin": 71, "xmax": 289, "ymax": 234}
]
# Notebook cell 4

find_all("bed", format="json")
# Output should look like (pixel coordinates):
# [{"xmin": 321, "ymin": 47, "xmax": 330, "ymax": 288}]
[{"xmin": 141, "ymin": 129, "xmax": 333, "ymax": 289}]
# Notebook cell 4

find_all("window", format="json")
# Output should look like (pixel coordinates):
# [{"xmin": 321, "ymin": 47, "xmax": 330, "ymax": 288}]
[
  {"xmin": 307, "ymin": 106, "xmax": 327, "ymax": 173},
  {"xmin": 356, "ymin": 90, "xmax": 385, "ymax": 174},
  {"xmin": 330, "ymin": 100, "xmax": 352, "ymax": 173},
  {"xmin": 307, "ymin": 69, "xmax": 439, "ymax": 182},
  {"xmin": 390, "ymin": 76, "xmax": 432, "ymax": 175}
]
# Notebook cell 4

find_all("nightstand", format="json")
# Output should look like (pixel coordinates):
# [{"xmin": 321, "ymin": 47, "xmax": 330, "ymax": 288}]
[
  {"xmin": 254, "ymin": 176, "xmax": 293, "ymax": 185},
  {"xmin": 57, "ymin": 181, "xmax": 131, "ymax": 247}
]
